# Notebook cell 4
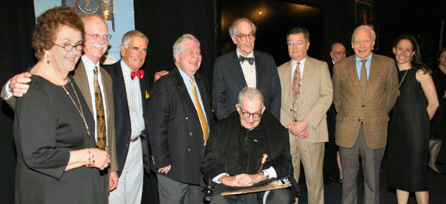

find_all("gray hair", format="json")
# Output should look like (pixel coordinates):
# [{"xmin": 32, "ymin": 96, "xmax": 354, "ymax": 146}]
[
  {"xmin": 173, "ymin": 34, "xmax": 200, "ymax": 60},
  {"xmin": 122, "ymin": 30, "xmax": 149, "ymax": 49},
  {"xmin": 238, "ymin": 87, "xmax": 264, "ymax": 106},
  {"xmin": 229, "ymin": 18, "xmax": 257, "ymax": 37},
  {"xmin": 351, "ymin": 25, "xmax": 376, "ymax": 42}
]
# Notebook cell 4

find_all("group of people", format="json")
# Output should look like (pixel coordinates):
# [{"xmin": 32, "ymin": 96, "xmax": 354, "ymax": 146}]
[{"xmin": 2, "ymin": 6, "xmax": 446, "ymax": 204}]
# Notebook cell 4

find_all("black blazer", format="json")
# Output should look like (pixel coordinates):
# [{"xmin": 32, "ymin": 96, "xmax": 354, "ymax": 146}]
[
  {"xmin": 104, "ymin": 61, "xmax": 151, "ymax": 176},
  {"xmin": 147, "ymin": 67, "xmax": 215, "ymax": 185},
  {"xmin": 212, "ymin": 50, "xmax": 281, "ymax": 120}
]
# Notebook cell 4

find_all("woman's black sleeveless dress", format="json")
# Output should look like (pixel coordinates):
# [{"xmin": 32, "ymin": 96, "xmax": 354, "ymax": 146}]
[{"xmin": 388, "ymin": 68, "xmax": 429, "ymax": 191}]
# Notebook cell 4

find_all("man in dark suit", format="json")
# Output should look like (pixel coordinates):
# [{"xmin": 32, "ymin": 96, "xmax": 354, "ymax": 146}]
[
  {"xmin": 104, "ymin": 30, "xmax": 154, "ymax": 204},
  {"xmin": 202, "ymin": 87, "xmax": 292, "ymax": 203},
  {"xmin": 212, "ymin": 18, "xmax": 281, "ymax": 120},
  {"xmin": 1, "ymin": 14, "xmax": 119, "ymax": 201},
  {"xmin": 323, "ymin": 42, "xmax": 346, "ymax": 185},
  {"xmin": 147, "ymin": 34, "xmax": 215, "ymax": 203},
  {"xmin": 333, "ymin": 25, "xmax": 398, "ymax": 204}
]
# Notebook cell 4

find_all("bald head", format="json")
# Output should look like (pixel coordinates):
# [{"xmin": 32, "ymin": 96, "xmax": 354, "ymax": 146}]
[{"xmin": 330, "ymin": 43, "xmax": 346, "ymax": 63}]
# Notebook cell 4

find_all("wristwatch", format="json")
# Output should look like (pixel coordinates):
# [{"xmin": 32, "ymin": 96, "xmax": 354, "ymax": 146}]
[{"xmin": 262, "ymin": 170, "xmax": 270, "ymax": 179}]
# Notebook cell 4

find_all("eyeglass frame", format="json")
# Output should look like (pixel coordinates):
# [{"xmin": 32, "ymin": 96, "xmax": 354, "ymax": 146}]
[
  {"xmin": 53, "ymin": 42, "xmax": 84, "ymax": 52},
  {"xmin": 237, "ymin": 104, "xmax": 263, "ymax": 121},
  {"xmin": 86, "ymin": 32, "xmax": 112, "ymax": 40},
  {"xmin": 235, "ymin": 33, "xmax": 256, "ymax": 41}
]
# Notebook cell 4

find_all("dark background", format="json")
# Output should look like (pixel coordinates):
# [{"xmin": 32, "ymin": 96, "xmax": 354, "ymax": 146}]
[{"xmin": 1, "ymin": 0, "xmax": 445, "ymax": 202}]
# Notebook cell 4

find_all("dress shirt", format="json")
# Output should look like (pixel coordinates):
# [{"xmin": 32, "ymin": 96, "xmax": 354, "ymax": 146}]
[
  {"xmin": 356, "ymin": 54, "xmax": 373, "ymax": 80},
  {"xmin": 178, "ymin": 68, "xmax": 209, "ymax": 129},
  {"xmin": 120, "ymin": 60, "xmax": 145, "ymax": 139},
  {"xmin": 236, "ymin": 50, "xmax": 256, "ymax": 89},
  {"xmin": 81, "ymin": 56, "xmax": 108, "ymax": 142}
]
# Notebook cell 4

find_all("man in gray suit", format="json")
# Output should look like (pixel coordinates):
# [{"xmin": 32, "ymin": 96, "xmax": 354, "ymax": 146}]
[
  {"xmin": 332, "ymin": 25, "xmax": 398, "ymax": 204},
  {"xmin": 1, "ymin": 14, "xmax": 119, "ymax": 201},
  {"xmin": 212, "ymin": 18, "xmax": 281, "ymax": 120},
  {"xmin": 278, "ymin": 27, "xmax": 333, "ymax": 204}
]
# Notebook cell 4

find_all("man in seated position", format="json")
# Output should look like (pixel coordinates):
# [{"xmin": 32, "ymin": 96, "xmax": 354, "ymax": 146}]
[{"xmin": 202, "ymin": 87, "xmax": 293, "ymax": 203}]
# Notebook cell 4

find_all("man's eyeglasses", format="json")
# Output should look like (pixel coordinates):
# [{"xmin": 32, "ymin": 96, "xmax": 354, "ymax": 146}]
[
  {"xmin": 54, "ymin": 42, "xmax": 83, "ymax": 52},
  {"xmin": 236, "ymin": 33, "xmax": 256, "ymax": 41},
  {"xmin": 86, "ymin": 33, "xmax": 112, "ymax": 40},
  {"xmin": 238, "ymin": 105, "xmax": 262, "ymax": 121}
]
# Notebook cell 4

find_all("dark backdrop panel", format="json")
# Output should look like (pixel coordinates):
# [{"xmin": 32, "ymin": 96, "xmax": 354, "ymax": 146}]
[
  {"xmin": 0, "ymin": 0, "xmax": 36, "ymax": 203},
  {"xmin": 134, "ymin": 0, "xmax": 218, "ymax": 85}
]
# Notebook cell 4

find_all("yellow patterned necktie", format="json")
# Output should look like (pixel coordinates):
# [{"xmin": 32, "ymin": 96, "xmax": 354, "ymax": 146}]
[
  {"xmin": 360, "ymin": 59, "xmax": 368, "ymax": 97},
  {"xmin": 190, "ymin": 78, "xmax": 209, "ymax": 143},
  {"xmin": 94, "ymin": 66, "xmax": 107, "ymax": 150}
]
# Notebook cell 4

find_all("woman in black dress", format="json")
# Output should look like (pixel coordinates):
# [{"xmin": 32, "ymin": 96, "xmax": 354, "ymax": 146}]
[
  {"xmin": 387, "ymin": 35, "xmax": 439, "ymax": 204},
  {"xmin": 14, "ymin": 7, "xmax": 110, "ymax": 203},
  {"xmin": 429, "ymin": 47, "xmax": 446, "ymax": 174}
]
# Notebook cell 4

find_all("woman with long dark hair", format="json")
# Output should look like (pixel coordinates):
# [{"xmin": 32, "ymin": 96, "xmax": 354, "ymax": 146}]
[{"xmin": 387, "ymin": 34, "xmax": 438, "ymax": 204}]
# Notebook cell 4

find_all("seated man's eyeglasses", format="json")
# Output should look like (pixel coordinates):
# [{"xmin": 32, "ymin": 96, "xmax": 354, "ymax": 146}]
[{"xmin": 237, "ymin": 104, "xmax": 262, "ymax": 121}]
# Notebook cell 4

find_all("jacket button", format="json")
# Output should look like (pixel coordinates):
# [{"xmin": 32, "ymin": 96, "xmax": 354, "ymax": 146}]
[
  {"xmin": 188, "ymin": 149, "xmax": 191, "ymax": 151},
  {"xmin": 189, "ymin": 132, "xmax": 193, "ymax": 136},
  {"xmin": 185, "ymin": 117, "xmax": 188, "ymax": 120}
]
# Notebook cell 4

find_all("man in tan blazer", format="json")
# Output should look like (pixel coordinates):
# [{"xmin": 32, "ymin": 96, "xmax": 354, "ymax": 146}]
[
  {"xmin": 332, "ymin": 25, "xmax": 398, "ymax": 204},
  {"xmin": 278, "ymin": 27, "xmax": 333, "ymax": 204},
  {"xmin": 1, "ymin": 15, "xmax": 119, "ymax": 202}
]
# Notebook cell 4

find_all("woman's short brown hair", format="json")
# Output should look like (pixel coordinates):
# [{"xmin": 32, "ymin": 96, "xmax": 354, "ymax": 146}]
[{"xmin": 32, "ymin": 7, "xmax": 85, "ymax": 60}]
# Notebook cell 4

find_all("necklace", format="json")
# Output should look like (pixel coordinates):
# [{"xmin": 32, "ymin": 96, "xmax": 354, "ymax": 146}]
[
  {"xmin": 62, "ymin": 79, "xmax": 90, "ymax": 137},
  {"xmin": 398, "ymin": 69, "xmax": 409, "ymax": 96}
]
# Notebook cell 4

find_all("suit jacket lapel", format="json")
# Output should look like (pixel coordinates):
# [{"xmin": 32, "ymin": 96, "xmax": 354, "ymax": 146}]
[
  {"xmin": 346, "ymin": 56, "xmax": 362, "ymax": 97},
  {"xmin": 195, "ymin": 75, "xmax": 213, "ymax": 123},
  {"xmin": 254, "ymin": 50, "xmax": 264, "ymax": 90},
  {"xmin": 280, "ymin": 60, "xmax": 294, "ymax": 120},
  {"xmin": 229, "ymin": 52, "xmax": 248, "ymax": 88},
  {"xmin": 300, "ymin": 58, "xmax": 314, "ymax": 104},
  {"xmin": 73, "ymin": 61, "xmax": 93, "ymax": 113},
  {"xmin": 173, "ymin": 68, "xmax": 198, "ymax": 119},
  {"xmin": 140, "ymin": 72, "xmax": 149, "ymax": 121},
  {"xmin": 113, "ymin": 61, "xmax": 131, "ymax": 124},
  {"xmin": 365, "ymin": 54, "xmax": 382, "ymax": 100}
]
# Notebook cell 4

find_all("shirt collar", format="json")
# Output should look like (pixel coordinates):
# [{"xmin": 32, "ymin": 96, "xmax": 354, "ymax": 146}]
[
  {"xmin": 236, "ymin": 49, "xmax": 254, "ymax": 58},
  {"xmin": 120, "ymin": 60, "xmax": 134, "ymax": 78},
  {"xmin": 177, "ymin": 67, "xmax": 195, "ymax": 82},
  {"xmin": 292, "ymin": 57, "xmax": 306, "ymax": 67},
  {"xmin": 355, "ymin": 53, "xmax": 373, "ymax": 63},
  {"xmin": 81, "ymin": 55, "xmax": 100, "ymax": 70}
]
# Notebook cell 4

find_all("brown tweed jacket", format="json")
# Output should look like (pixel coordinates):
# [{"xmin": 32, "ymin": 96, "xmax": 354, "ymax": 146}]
[{"xmin": 332, "ymin": 54, "xmax": 398, "ymax": 149}]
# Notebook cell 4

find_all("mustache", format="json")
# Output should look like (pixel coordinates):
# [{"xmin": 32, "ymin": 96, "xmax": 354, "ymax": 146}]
[{"xmin": 92, "ymin": 43, "xmax": 106, "ymax": 49}]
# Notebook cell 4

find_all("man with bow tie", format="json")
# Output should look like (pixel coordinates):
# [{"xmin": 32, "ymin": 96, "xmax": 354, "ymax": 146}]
[
  {"xmin": 104, "ymin": 30, "xmax": 155, "ymax": 204},
  {"xmin": 212, "ymin": 18, "xmax": 281, "ymax": 121}
]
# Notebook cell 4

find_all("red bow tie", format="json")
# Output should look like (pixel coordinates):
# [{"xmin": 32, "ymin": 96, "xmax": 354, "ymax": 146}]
[{"xmin": 131, "ymin": 70, "xmax": 144, "ymax": 79}]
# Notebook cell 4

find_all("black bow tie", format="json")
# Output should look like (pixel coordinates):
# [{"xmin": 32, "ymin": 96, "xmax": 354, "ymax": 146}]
[{"xmin": 239, "ymin": 56, "xmax": 255, "ymax": 65}]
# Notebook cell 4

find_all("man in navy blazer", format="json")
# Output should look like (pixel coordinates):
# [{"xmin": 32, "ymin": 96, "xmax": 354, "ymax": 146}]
[
  {"xmin": 212, "ymin": 18, "xmax": 281, "ymax": 120},
  {"xmin": 104, "ymin": 30, "xmax": 153, "ymax": 204},
  {"xmin": 147, "ymin": 34, "xmax": 215, "ymax": 203}
]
